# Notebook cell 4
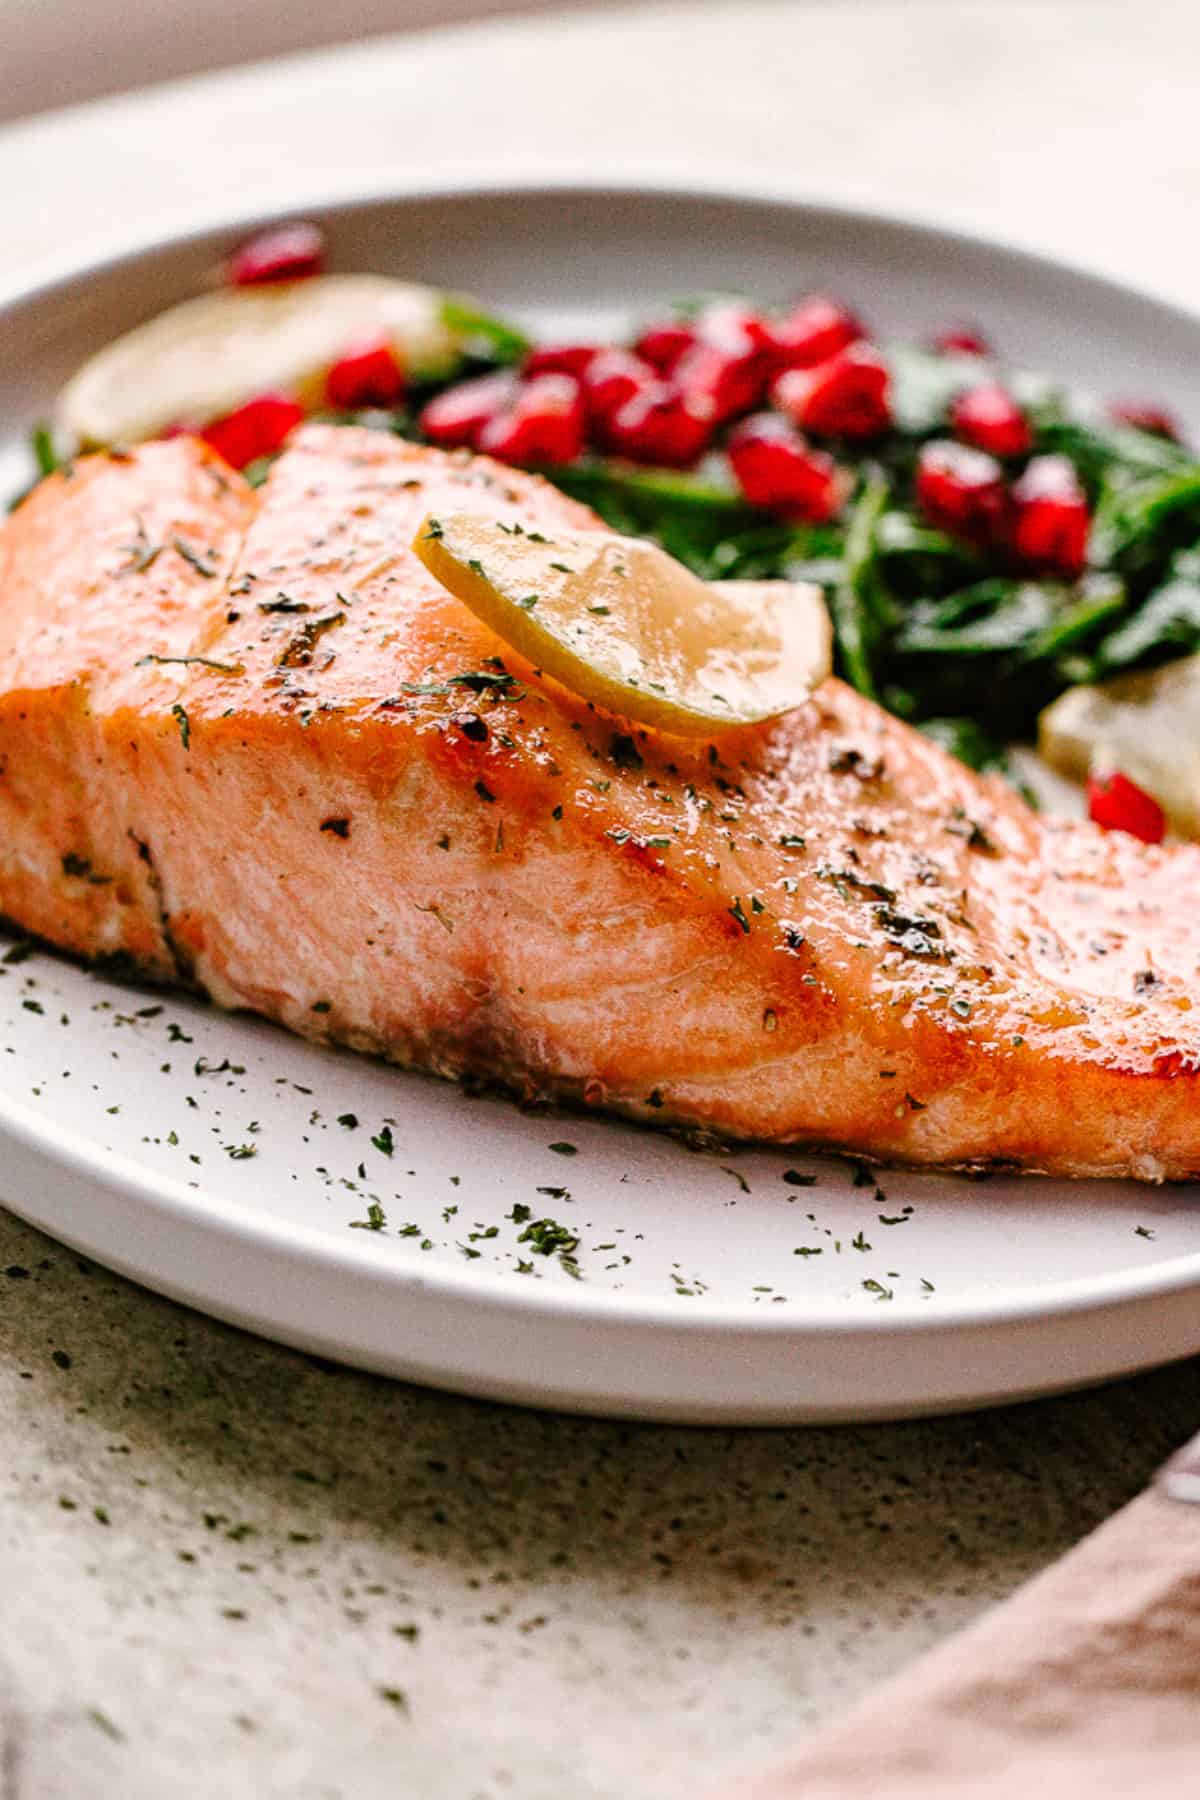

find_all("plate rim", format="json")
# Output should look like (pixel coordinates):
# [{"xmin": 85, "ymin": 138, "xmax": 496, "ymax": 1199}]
[
  {"xmin": 3, "ymin": 169, "xmax": 1200, "ymax": 1347},
  {"xmin": 7, "ymin": 165, "xmax": 1200, "ymax": 346}
]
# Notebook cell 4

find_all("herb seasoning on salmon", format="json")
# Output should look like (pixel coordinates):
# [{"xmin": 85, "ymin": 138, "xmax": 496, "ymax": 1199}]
[{"xmin": 3, "ymin": 424, "xmax": 1200, "ymax": 1178}]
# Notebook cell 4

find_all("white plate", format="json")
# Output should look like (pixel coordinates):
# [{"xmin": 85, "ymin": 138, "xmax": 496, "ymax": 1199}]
[{"xmin": 3, "ymin": 178, "xmax": 1200, "ymax": 1424}]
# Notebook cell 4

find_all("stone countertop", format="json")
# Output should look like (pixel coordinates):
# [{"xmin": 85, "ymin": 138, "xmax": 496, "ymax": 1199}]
[
  {"xmin": 2, "ymin": 3, "xmax": 1199, "ymax": 1794},
  {"xmin": 5, "ymin": 1216, "xmax": 1199, "ymax": 1800}
]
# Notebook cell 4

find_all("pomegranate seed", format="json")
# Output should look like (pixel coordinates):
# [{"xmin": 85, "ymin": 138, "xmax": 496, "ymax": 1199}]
[
  {"xmin": 695, "ymin": 301, "xmax": 775, "ymax": 354},
  {"xmin": 419, "ymin": 372, "xmax": 517, "ymax": 449},
  {"xmin": 932, "ymin": 325, "xmax": 991, "ymax": 357},
  {"xmin": 226, "ymin": 222, "xmax": 325, "ymax": 286},
  {"xmin": 583, "ymin": 350, "xmax": 657, "ymax": 434},
  {"xmin": 325, "ymin": 330, "xmax": 404, "ymax": 410},
  {"xmin": 636, "ymin": 302, "xmax": 772, "ymax": 376},
  {"xmin": 634, "ymin": 320, "xmax": 697, "ymax": 373},
  {"xmin": 603, "ymin": 380, "xmax": 714, "ymax": 467},
  {"xmin": 674, "ymin": 340, "xmax": 768, "ymax": 424},
  {"xmin": 477, "ymin": 373, "xmax": 585, "ymax": 465},
  {"xmin": 1011, "ymin": 455, "xmax": 1090, "ymax": 577},
  {"xmin": 199, "ymin": 393, "xmax": 304, "ymax": 468},
  {"xmin": 772, "ymin": 344, "xmax": 892, "ymax": 439},
  {"xmin": 914, "ymin": 440, "xmax": 1009, "ymax": 545},
  {"xmin": 767, "ymin": 295, "xmax": 863, "ymax": 370},
  {"xmin": 950, "ymin": 383, "xmax": 1031, "ymax": 458},
  {"xmin": 1109, "ymin": 400, "xmax": 1182, "ymax": 442},
  {"xmin": 1087, "ymin": 771, "xmax": 1166, "ymax": 844},
  {"xmin": 727, "ymin": 414, "xmax": 844, "ymax": 522},
  {"xmin": 524, "ymin": 343, "xmax": 604, "ymax": 379}
]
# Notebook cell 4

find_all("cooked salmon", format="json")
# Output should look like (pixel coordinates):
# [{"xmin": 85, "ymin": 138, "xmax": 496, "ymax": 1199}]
[{"xmin": 3, "ymin": 422, "xmax": 1200, "ymax": 1180}]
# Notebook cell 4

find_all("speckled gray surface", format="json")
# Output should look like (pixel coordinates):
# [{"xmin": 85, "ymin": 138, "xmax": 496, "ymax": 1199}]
[{"xmin": 3, "ymin": 1200, "xmax": 1198, "ymax": 1800}]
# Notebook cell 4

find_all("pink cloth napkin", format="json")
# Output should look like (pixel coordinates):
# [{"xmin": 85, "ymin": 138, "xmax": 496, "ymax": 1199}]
[{"xmin": 713, "ymin": 1482, "xmax": 1200, "ymax": 1799}]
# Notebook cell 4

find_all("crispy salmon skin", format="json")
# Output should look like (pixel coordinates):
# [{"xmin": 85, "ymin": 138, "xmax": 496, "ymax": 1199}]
[{"xmin": 2, "ymin": 423, "xmax": 1199, "ymax": 1179}]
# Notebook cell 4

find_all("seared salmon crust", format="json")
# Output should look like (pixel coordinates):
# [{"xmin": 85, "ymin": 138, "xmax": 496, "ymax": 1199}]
[{"xmin": 3, "ymin": 423, "xmax": 1199, "ymax": 1179}]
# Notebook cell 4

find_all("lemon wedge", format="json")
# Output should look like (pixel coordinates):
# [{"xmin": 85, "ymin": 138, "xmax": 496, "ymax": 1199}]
[
  {"xmin": 412, "ymin": 512, "xmax": 831, "ymax": 735},
  {"xmin": 1039, "ymin": 655, "xmax": 1200, "ymax": 838},
  {"xmin": 57, "ymin": 275, "xmax": 462, "ymax": 448}
]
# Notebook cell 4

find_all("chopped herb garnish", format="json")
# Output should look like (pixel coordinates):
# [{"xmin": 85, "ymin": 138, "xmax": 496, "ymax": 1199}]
[
  {"xmin": 258, "ymin": 593, "xmax": 311, "ymax": 614},
  {"xmin": 518, "ymin": 1217, "xmax": 580, "ymax": 1257},
  {"xmin": 276, "ymin": 611, "xmax": 345, "ymax": 669},
  {"xmin": 116, "ymin": 515, "xmax": 163, "ymax": 575},
  {"xmin": 945, "ymin": 807, "xmax": 996, "ymax": 853},
  {"xmin": 448, "ymin": 669, "xmax": 521, "ymax": 696},
  {"xmin": 350, "ymin": 1202, "xmax": 387, "ymax": 1232},
  {"xmin": 172, "ymin": 537, "xmax": 219, "ymax": 578},
  {"xmin": 136, "ymin": 653, "xmax": 242, "ymax": 675}
]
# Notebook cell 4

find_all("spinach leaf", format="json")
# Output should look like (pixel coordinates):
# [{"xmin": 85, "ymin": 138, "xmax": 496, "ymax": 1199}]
[
  {"xmin": 439, "ymin": 297, "xmax": 530, "ymax": 365},
  {"xmin": 1093, "ymin": 549, "xmax": 1200, "ymax": 671},
  {"xmin": 31, "ymin": 424, "xmax": 59, "ymax": 478},
  {"xmin": 1023, "ymin": 574, "xmax": 1126, "ymax": 662},
  {"xmin": 898, "ymin": 579, "xmax": 1058, "ymax": 656},
  {"xmin": 830, "ymin": 471, "xmax": 889, "ymax": 696}
]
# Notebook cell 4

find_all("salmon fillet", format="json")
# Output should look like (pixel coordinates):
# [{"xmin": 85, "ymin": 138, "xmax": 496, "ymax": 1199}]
[{"xmin": 3, "ymin": 422, "xmax": 1200, "ymax": 1180}]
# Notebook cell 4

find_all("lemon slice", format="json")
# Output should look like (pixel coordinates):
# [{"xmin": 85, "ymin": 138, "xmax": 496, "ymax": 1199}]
[
  {"xmin": 412, "ymin": 513, "xmax": 831, "ymax": 735},
  {"xmin": 57, "ymin": 275, "xmax": 463, "ymax": 448},
  {"xmin": 1039, "ymin": 655, "xmax": 1200, "ymax": 838}
]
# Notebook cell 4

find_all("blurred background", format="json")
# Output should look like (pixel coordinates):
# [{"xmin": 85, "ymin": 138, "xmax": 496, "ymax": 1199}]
[{"xmin": 4, "ymin": 0, "xmax": 599, "ymax": 121}]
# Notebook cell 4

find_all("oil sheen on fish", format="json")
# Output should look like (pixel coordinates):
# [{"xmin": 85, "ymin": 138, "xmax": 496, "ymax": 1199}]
[{"xmin": 2, "ymin": 423, "xmax": 1199, "ymax": 1180}]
